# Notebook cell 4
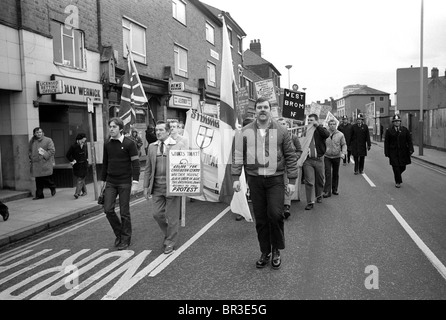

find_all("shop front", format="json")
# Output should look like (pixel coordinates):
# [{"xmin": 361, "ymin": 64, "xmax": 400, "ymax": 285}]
[{"xmin": 37, "ymin": 75, "xmax": 105, "ymax": 187}]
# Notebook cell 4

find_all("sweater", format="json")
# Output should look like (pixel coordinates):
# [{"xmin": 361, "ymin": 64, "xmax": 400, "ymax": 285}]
[{"xmin": 101, "ymin": 136, "xmax": 140, "ymax": 184}]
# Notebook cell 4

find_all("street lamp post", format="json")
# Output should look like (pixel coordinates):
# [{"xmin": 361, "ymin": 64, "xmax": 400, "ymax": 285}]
[
  {"xmin": 285, "ymin": 65, "xmax": 292, "ymax": 89},
  {"xmin": 419, "ymin": 0, "xmax": 424, "ymax": 156}
]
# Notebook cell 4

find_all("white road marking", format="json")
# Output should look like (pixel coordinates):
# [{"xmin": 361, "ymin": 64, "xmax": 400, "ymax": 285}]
[
  {"xmin": 387, "ymin": 205, "xmax": 446, "ymax": 281},
  {"xmin": 348, "ymin": 158, "xmax": 376, "ymax": 187},
  {"xmin": 148, "ymin": 206, "xmax": 232, "ymax": 277},
  {"xmin": 0, "ymin": 197, "xmax": 147, "ymax": 262}
]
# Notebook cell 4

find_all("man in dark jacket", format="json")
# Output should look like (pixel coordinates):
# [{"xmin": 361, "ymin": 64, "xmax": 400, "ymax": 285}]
[
  {"xmin": 302, "ymin": 114, "xmax": 330, "ymax": 210},
  {"xmin": 348, "ymin": 113, "xmax": 371, "ymax": 175},
  {"xmin": 384, "ymin": 114, "xmax": 414, "ymax": 188},
  {"xmin": 232, "ymin": 97, "xmax": 298, "ymax": 270},
  {"xmin": 337, "ymin": 115, "xmax": 352, "ymax": 165}
]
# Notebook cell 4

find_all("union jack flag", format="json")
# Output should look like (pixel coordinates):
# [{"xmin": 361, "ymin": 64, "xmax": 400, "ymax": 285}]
[{"xmin": 119, "ymin": 48, "xmax": 147, "ymax": 131}]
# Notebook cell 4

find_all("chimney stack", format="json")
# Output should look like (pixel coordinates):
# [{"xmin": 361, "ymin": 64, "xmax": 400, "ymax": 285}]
[
  {"xmin": 250, "ymin": 39, "xmax": 261, "ymax": 56},
  {"xmin": 431, "ymin": 67, "xmax": 439, "ymax": 78}
]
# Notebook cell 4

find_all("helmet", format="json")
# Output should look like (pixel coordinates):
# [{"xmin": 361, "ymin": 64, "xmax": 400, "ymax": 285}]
[
  {"xmin": 357, "ymin": 113, "xmax": 364, "ymax": 120},
  {"xmin": 392, "ymin": 114, "xmax": 402, "ymax": 122},
  {"xmin": 341, "ymin": 115, "xmax": 348, "ymax": 120}
]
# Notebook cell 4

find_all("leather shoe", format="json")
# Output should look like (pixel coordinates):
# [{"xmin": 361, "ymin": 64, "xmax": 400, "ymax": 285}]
[
  {"xmin": 114, "ymin": 237, "xmax": 121, "ymax": 247},
  {"xmin": 51, "ymin": 188, "xmax": 56, "ymax": 196},
  {"xmin": 354, "ymin": 171, "xmax": 359, "ymax": 175},
  {"xmin": 256, "ymin": 252, "xmax": 271, "ymax": 268},
  {"xmin": 2, "ymin": 211, "xmax": 9, "ymax": 221},
  {"xmin": 305, "ymin": 203, "xmax": 314, "ymax": 210},
  {"xmin": 332, "ymin": 190, "xmax": 339, "ymax": 195},
  {"xmin": 284, "ymin": 205, "xmax": 290, "ymax": 219},
  {"xmin": 164, "ymin": 245, "xmax": 174, "ymax": 254},
  {"xmin": 81, "ymin": 192, "xmax": 87, "ymax": 196},
  {"xmin": 32, "ymin": 197, "xmax": 44, "ymax": 200},
  {"xmin": 395, "ymin": 183, "xmax": 401, "ymax": 188},
  {"xmin": 74, "ymin": 194, "xmax": 79, "ymax": 199},
  {"xmin": 322, "ymin": 193, "xmax": 331, "ymax": 198},
  {"xmin": 359, "ymin": 171, "xmax": 364, "ymax": 174},
  {"xmin": 271, "ymin": 249, "xmax": 281, "ymax": 270},
  {"xmin": 316, "ymin": 196, "xmax": 322, "ymax": 203},
  {"xmin": 117, "ymin": 241, "xmax": 130, "ymax": 250},
  {"xmin": 235, "ymin": 214, "xmax": 244, "ymax": 221}
]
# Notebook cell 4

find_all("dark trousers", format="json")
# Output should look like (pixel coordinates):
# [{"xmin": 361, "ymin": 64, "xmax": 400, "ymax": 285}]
[
  {"xmin": 392, "ymin": 165, "xmax": 406, "ymax": 184},
  {"xmin": 324, "ymin": 157, "xmax": 341, "ymax": 195},
  {"xmin": 35, "ymin": 175, "xmax": 56, "ymax": 198},
  {"xmin": 74, "ymin": 176, "xmax": 87, "ymax": 195},
  {"xmin": 247, "ymin": 175, "xmax": 285, "ymax": 254},
  {"xmin": 103, "ymin": 182, "xmax": 132, "ymax": 245},
  {"xmin": 303, "ymin": 157, "xmax": 325, "ymax": 203},
  {"xmin": 342, "ymin": 150, "xmax": 352, "ymax": 164},
  {"xmin": 353, "ymin": 156, "xmax": 365, "ymax": 173}
]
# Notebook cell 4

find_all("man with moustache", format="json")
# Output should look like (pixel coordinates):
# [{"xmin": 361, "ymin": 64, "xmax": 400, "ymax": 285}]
[{"xmin": 232, "ymin": 97, "xmax": 298, "ymax": 270}]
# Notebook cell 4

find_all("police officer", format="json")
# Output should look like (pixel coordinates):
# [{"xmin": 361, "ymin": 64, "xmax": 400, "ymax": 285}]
[
  {"xmin": 348, "ymin": 113, "xmax": 371, "ymax": 175},
  {"xmin": 384, "ymin": 114, "xmax": 414, "ymax": 188}
]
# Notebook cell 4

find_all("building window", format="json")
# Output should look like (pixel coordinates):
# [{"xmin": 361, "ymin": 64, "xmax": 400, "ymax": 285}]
[
  {"xmin": 380, "ymin": 97, "xmax": 384, "ymax": 101},
  {"xmin": 207, "ymin": 61, "xmax": 216, "ymax": 87},
  {"xmin": 172, "ymin": 0, "xmax": 186, "ymax": 25},
  {"xmin": 122, "ymin": 17, "xmax": 147, "ymax": 64},
  {"xmin": 206, "ymin": 22, "xmax": 215, "ymax": 45},
  {"xmin": 245, "ymin": 77, "xmax": 254, "ymax": 99},
  {"xmin": 51, "ymin": 20, "xmax": 85, "ymax": 69},
  {"xmin": 227, "ymin": 27, "xmax": 233, "ymax": 47},
  {"xmin": 371, "ymin": 97, "xmax": 375, "ymax": 101},
  {"xmin": 237, "ymin": 36, "xmax": 243, "ymax": 55},
  {"xmin": 174, "ymin": 44, "xmax": 188, "ymax": 78},
  {"xmin": 380, "ymin": 108, "xmax": 384, "ymax": 113},
  {"xmin": 135, "ymin": 109, "xmax": 146, "ymax": 124}
]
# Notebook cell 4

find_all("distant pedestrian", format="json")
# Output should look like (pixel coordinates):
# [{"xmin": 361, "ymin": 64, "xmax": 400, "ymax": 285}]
[
  {"xmin": 145, "ymin": 124, "xmax": 157, "ymax": 154},
  {"xmin": 130, "ymin": 129, "xmax": 143, "ymax": 156},
  {"xmin": 232, "ymin": 97, "xmax": 298, "ymax": 270},
  {"xmin": 348, "ymin": 113, "xmax": 371, "ymax": 175},
  {"xmin": 0, "ymin": 200, "xmax": 9, "ymax": 221},
  {"xmin": 66, "ymin": 133, "xmax": 89, "ymax": 199},
  {"xmin": 169, "ymin": 119, "xmax": 189, "ymax": 149},
  {"xmin": 101, "ymin": 117, "xmax": 140, "ymax": 250},
  {"xmin": 384, "ymin": 114, "xmax": 414, "ymax": 188},
  {"xmin": 144, "ymin": 120, "xmax": 183, "ymax": 254},
  {"xmin": 323, "ymin": 120, "xmax": 347, "ymax": 197},
  {"xmin": 337, "ymin": 115, "xmax": 352, "ymax": 165},
  {"xmin": 277, "ymin": 117, "xmax": 302, "ymax": 219},
  {"xmin": 301, "ymin": 114, "xmax": 330, "ymax": 210},
  {"xmin": 28, "ymin": 127, "xmax": 56, "ymax": 200}
]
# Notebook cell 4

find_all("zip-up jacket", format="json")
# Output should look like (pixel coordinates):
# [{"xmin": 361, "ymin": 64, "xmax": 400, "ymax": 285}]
[
  {"xmin": 232, "ymin": 119, "xmax": 298, "ymax": 184},
  {"xmin": 324, "ymin": 130, "xmax": 347, "ymax": 159}
]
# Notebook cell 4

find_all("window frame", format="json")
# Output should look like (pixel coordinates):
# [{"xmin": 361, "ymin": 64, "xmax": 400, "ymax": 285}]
[
  {"xmin": 172, "ymin": 0, "xmax": 187, "ymax": 25},
  {"xmin": 207, "ymin": 61, "xmax": 216, "ymax": 87},
  {"xmin": 51, "ymin": 20, "xmax": 86, "ymax": 70},
  {"xmin": 174, "ymin": 44, "xmax": 188, "ymax": 78},
  {"xmin": 244, "ymin": 77, "xmax": 254, "ymax": 99},
  {"xmin": 122, "ymin": 17, "xmax": 147, "ymax": 64},
  {"xmin": 227, "ymin": 26, "xmax": 233, "ymax": 47},
  {"xmin": 237, "ymin": 36, "xmax": 243, "ymax": 55},
  {"xmin": 206, "ymin": 21, "xmax": 215, "ymax": 45}
]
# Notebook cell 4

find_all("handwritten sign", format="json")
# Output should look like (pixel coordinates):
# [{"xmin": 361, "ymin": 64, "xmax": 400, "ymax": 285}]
[
  {"xmin": 254, "ymin": 79, "xmax": 277, "ymax": 103},
  {"xmin": 167, "ymin": 149, "xmax": 202, "ymax": 196},
  {"xmin": 282, "ymin": 89, "xmax": 305, "ymax": 120}
]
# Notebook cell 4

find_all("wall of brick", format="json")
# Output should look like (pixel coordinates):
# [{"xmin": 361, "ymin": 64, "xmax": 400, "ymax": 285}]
[
  {"xmin": 0, "ymin": 0, "xmax": 19, "ymax": 28},
  {"xmin": 17, "ymin": 0, "xmax": 99, "ymax": 52}
]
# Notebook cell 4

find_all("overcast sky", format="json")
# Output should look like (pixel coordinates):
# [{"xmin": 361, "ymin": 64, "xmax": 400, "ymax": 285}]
[{"xmin": 202, "ymin": 0, "xmax": 446, "ymax": 104}]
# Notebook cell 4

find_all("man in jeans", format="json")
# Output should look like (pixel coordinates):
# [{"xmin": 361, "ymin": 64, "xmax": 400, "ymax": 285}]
[
  {"xmin": 101, "ymin": 117, "xmax": 140, "ymax": 250},
  {"xmin": 302, "ymin": 114, "xmax": 330, "ymax": 210},
  {"xmin": 232, "ymin": 97, "xmax": 298, "ymax": 270}
]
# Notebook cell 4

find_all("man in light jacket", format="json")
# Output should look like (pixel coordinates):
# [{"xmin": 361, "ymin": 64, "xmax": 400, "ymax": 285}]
[{"xmin": 323, "ymin": 119, "xmax": 347, "ymax": 197}]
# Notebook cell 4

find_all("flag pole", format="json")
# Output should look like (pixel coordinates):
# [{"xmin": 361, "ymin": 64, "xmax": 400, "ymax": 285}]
[{"xmin": 419, "ymin": 0, "xmax": 424, "ymax": 156}]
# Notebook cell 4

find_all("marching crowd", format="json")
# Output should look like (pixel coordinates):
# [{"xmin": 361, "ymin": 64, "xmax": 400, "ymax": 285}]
[{"xmin": 0, "ymin": 100, "xmax": 414, "ymax": 271}]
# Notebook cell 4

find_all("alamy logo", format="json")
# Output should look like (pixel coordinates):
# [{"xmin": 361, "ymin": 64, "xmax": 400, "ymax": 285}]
[{"xmin": 64, "ymin": 5, "xmax": 79, "ymax": 30}]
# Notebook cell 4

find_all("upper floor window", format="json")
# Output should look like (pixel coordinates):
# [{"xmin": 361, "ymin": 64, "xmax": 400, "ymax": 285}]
[
  {"xmin": 380, "ymin": 96, "xmax": 384, "ymax": 101},
  {"xmin": 227, "ymin": 27, "xmax": 233, "ymax": 47},
  {"xmin": 51, "ymin": 20, "xmax": 86, "ymax": 69},
  {"xmin": 237, "ymin": 36, "xmax": 243, "ymax": 55},
  {"xmin": 206, "ymin": 22, "xmax": 215, "ymax": 45},
  {"xmin": 244, "ymin": 77, "xmax": 254, "ymax": 99},
  {"xmin": 174, "ymin": 44, "xmax": 188, "ymax": 78},
  {"xmin": 172, "ymin": 0, "xmax": 186, "ymax": 25},
  {"xmin": 207, "ymin": 61, "xmax": 216, "ymax": 87},
  {"xmin": 371, "ymin": 97, "xmax": 375, "ymax": 101},
  {"xmin": 122, "ymin": 17, "xmax": 147, "ymax": 64}
]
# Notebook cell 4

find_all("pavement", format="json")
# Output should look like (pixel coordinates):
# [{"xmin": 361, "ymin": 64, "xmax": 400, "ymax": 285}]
[{"xmin": 0, "ymin": 143, "xmax": 445, "ymax": 249}]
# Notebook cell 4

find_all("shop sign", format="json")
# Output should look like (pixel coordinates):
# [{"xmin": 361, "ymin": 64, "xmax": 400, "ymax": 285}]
[
  {"xmin": 37, "ymin": 80, "xmax": 64, "ymax": 95},
  {"xmin": 52, "ymin": 75, "xmax": 103, "ymax": 104},
  {"xmin": 173, "ymin": 95, "xmax": 192, "ymax": 108},
  {"xmin": 170, "ymin": 82, "xmax": 185, "ymax": 92}
]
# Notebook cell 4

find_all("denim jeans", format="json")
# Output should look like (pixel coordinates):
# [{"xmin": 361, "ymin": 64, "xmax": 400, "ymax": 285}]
[
  {"xmin": 324, "ymin": 157, "xmax": 341, "ymax": 195},
  {"xmin": 303, "ymin": 157, "xmax": 325, "ymax": 204},
  {"xmin": 247, "ymin": 175, "xmax": 285, "ymax": 254},
  {"xmin": 103, "ymin": 182, "xmax": 132, "ymax": 245}
]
